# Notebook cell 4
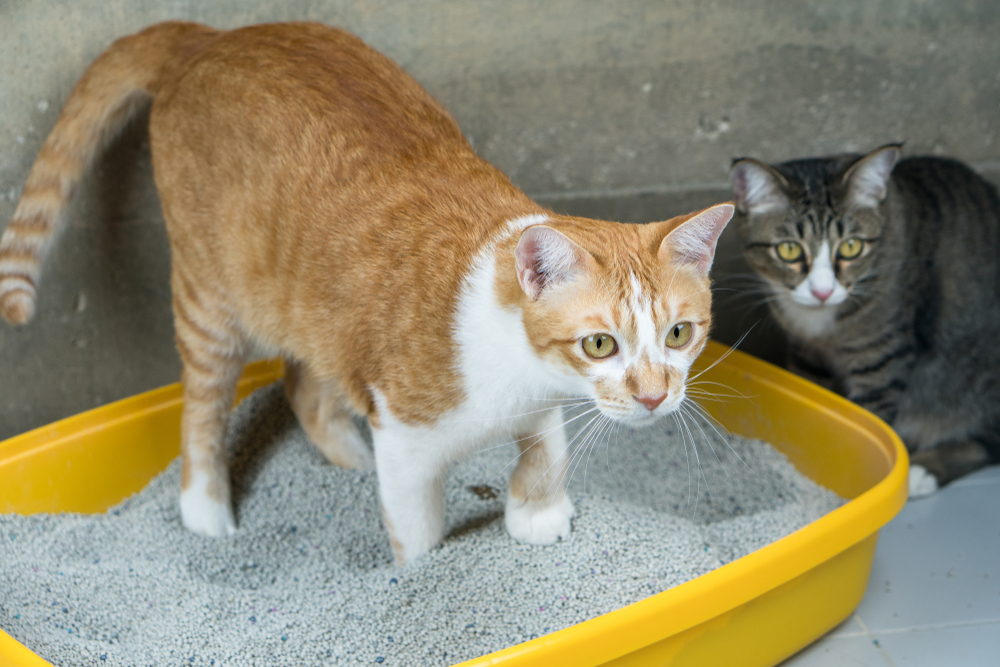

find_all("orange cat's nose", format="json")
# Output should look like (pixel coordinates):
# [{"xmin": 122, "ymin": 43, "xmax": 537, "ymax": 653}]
[{"xmin": 635, "ymin": 393, "xmax": 668, "ymax": 411}]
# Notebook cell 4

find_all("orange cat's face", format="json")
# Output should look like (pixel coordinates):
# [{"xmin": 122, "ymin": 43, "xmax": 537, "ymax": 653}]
[{"xmin": 510, "ymin": 205, "xmax": 731, "ymax": 425}]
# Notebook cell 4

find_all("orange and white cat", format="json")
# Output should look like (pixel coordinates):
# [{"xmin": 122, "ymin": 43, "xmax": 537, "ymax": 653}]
[{"xmin": 0, "ymin": 22, "xmax": 733, "ymax": 564}]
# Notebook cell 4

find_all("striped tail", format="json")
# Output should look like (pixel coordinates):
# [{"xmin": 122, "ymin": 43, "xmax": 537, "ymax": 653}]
[{"xmin": 0, "ymin": 21, "xmax": 219, "ymax": 324}]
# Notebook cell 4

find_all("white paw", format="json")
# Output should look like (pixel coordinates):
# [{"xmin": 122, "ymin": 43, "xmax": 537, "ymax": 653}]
[
  {"xmin": 180, "ymin": 487, "xmax": 236, "ymax": 537},
  {"xmin": 908, "ymin": 464, "xmax": 939, "ymax": 499},
  {"xmin": 504, "ymin": 494, "xmax": 575, "ymax": 545}
]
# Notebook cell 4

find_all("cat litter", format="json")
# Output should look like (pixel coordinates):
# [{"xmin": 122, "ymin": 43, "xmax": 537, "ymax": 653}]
[{"xmin": 0, "ymin": 382, "xmax": 843, "ymax": 666}]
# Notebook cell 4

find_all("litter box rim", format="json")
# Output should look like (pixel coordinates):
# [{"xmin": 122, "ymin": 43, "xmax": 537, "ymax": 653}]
[
  {"xmin": 0, "ymin": 342, "xmax": 907, "ymax": 667},
  {"xmin": 454, "ymin": 342, "xmax": 908, "ymax": 666}
]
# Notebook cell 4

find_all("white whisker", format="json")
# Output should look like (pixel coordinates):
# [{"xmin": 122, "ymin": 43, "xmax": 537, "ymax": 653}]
[
  {"xmin": 484, "ymin": 405, "xmax": 600, "ymax": 487},
  {"xmin": 689, "ymin": 324, "xmax": 756, "ymax": 382},
  {"xmin": 686, "ymin": 399, "xmax": 758, "ymax": 477},
  {"xmin": 453, "ymin": 399, "xmax": 593, "ymax": 424},
  {"xmin": 520, "ymin": 409, "xmax": 604, "ymax": 508}
]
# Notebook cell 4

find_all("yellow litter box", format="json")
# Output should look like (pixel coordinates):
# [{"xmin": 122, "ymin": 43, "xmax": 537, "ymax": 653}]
[{"xmin": 0, "ymin": 341, "xmax": 907, "ymax": 667}]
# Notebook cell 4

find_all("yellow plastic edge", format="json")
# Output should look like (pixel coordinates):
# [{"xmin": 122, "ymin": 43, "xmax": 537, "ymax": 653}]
[
  {"xmin": 451, "ymin": 343, "xmax": 907, "ymax": 667},
  {"xmin": 0, "ymin": 359, "xmax": 285, "ymax": 667},
  {"xmin": 0, "ymin": 345, "xmax": 908, "ymax": 667}
]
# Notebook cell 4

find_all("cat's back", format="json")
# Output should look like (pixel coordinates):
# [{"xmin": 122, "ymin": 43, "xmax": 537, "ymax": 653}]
[
  {"xmin": 151, "ymin": 22, "xmax": 474, "ymax": 193},
  {"xmin": 889, "ymin": 156, "xmax": 1000, "ymax": 295},
  {"xmin": 148, "ymin": 22, "xmax": 539, "ymax": 423},
  {"xmin": 892, "ymin": 156, "xmax": 1000, "ymax": 225}
]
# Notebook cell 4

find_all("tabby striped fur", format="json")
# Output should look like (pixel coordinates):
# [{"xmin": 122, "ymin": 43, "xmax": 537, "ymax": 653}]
[{"xmin": 732, "ymin": 146, "xmax": 1000, "ymax": 494}]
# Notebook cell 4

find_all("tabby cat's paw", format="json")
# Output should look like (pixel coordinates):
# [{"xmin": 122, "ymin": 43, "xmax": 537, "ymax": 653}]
[
  {"xmin": 504, "ymin": 494, "xmax": 575, "ymax": 545},
  {"xmin": 908, "ymin": 464, "xmax": 939, "ymax": 499},
  {"xmin": 180, "ymin": 487, "xmax": 237, "ymax": 537}
]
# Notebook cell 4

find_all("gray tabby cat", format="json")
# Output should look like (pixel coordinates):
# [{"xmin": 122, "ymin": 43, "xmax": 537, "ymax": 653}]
[{"xmin": 730, "ymin": 145, "xmax": 1000, "ymax": 496}]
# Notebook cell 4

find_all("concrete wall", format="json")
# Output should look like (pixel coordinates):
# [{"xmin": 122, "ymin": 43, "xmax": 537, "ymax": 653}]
[{"xmin": 2, "ymin": 0, "xmax": 999, "ymax": 439}]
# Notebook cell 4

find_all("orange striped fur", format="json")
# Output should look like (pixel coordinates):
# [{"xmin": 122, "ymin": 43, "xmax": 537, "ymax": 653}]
[{"xmin": 1, "ymin": 22, "xmax": 733, "ymax": 563}]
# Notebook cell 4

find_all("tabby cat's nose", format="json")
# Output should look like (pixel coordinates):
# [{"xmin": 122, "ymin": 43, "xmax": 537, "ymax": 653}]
[
  {"xmin": 635, "ymin": 393, "xmax": 667, "ymax": 411},
  {"xmin": 811, "ymin": 287, "xmax": 833, "ymax": 302}
]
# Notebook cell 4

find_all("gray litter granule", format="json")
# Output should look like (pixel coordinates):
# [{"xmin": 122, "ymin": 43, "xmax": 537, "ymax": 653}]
[{"xmin": 1, "ymin": 382, "xmax": 844, "ymax": 666}]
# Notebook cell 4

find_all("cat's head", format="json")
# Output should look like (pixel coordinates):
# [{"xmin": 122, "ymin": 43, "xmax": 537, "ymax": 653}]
[
  {"xmin": 730, "ymin": 144, "xmax": 900, "ymax": 338},
  {"xmin": 508, "ymin": 204, "xmax": 733, "ymax": 425}
]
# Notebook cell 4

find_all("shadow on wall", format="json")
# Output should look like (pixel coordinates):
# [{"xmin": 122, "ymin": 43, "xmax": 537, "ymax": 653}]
[{"xmin": 0, "ymin": 114, "xmax": 176, "ymax": 441}]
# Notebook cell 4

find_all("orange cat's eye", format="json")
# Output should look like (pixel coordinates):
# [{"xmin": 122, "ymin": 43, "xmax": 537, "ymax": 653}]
[
  {"xmin": 665, "ymin": 322, "xmax": 692, "ymax": 349},
  {"xmin": 776, "ymin": 242, "xmax": 803, "ymax": 262},
  {"xmin": 838, "ymin": 238, "xmax": 864, "ymax": 259},
  {"xmin": 582, "ymin": 334, "xmax": 618, "ymax": 359}
]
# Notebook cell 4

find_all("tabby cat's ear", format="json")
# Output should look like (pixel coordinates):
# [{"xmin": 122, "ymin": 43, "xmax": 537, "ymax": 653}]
[
  {"xmin": 515, "ymin": 226, "xmax": 595, "ymax": 300},
  {"xmin": 730, "ymin": 159, "xmax": 790, "ymax": 215},
  {"xmin": 842, "ymin": 144, "xmax": 901, "ymax": 208},
  {"xmin": 658, "ymin": 204, "xmax": 734, "ymax": 275}
]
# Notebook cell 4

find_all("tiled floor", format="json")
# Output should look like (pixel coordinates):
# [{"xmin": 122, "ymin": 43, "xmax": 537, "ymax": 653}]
[{"xmin": 781, "ymin": 465, "xmax": 1000, "ymax": 666}]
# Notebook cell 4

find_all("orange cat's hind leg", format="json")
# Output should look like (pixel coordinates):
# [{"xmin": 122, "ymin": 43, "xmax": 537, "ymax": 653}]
[
  {"xmin": 284, "ymin": 358, "xmax": 374, "ymax": 470},
  {"xmin": 505, "ymin": 407, "xmax": 575, "ymax": 545},
  {"xmin": 172, "ymin": 272, "xmax": 246, "ymax": 538}
]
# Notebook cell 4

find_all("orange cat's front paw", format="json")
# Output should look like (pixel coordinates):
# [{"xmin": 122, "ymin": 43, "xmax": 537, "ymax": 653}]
[
  {"xmin": 179, "ymin": 484, "xmax": 236, "ymax": 537},
  {"xmin": 504, "ymin": 494, "xmax": 574, "ymax": 545}
]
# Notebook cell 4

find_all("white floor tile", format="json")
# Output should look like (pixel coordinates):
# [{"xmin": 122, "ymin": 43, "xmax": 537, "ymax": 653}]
[
  {"xmin": 779, "ymin": 465, "xmax": 1000, "ymax": 666},
  {"xmin": 855, "ymin": 480, "xmax": 1000, "ymax": 632},
  {"xmin": 781, "ymin": 634, "xmax": 892, "ymax": 667},
  {"xmin": 873, "ymin": 621, "xmax": 1000, "ymax": 666},
  {"xmin": 826, "ymin": 614, "xmax": 869, "ymax": 638},
  {"xmin": 950, "ymin": 463, "xmax": 1000, "ymax": 488}
]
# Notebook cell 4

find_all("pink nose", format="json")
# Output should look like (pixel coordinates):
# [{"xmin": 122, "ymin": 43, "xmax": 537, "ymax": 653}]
[
  {"xmin": 635, "ymin": 393, "xmax": 668, "ymax": 411},
  {"xmin": 811, "ymin": 287, "xmax": 833, "ymax": 302}
]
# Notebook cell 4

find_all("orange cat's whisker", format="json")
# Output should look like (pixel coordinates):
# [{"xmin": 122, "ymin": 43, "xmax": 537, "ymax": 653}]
[
  {"xmin": 679, "ymin": 403, "xmax": 731, "ymax": 482},
  {"xmin": 453, "ymin": 399, "xmax": 593, "ymax": 424},
  {"xmin": 688, "ymin": 327, "xmax": 755, "ymax": 383},
  {"xmin": 684, "ymin": 399, "xmax": 758, "ymax": 478},
  {"xmin": 578, "ymin": 415, "xmax": 616, "ymax": 493},
  {"xmin": 670, "ymin": 413, "xmax": 694, "ymax": 509},
  {"xmin": 518, "ymin": 410, "xmax": 604, "ymax": 510},
  {"xmin": 559, "ymin": 414, "xmax": 610, "ymax": 499},
  {"xmin": 485, "ymin": 406, "xmax": 602, "ymax": 486}
]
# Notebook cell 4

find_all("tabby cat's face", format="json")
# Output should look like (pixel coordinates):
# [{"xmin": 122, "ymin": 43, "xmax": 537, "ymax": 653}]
[{"xmin": 730, "ymin": 145, "xmax": 900, "ymax": 338}]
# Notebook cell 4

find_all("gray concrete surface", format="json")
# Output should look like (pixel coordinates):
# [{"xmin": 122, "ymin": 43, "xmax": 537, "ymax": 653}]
[{"xmin": 2, "ymin": 1, "xmax": 1000, "ymax": 439}]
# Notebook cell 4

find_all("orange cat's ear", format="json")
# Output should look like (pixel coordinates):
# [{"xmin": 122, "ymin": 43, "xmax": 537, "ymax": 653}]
[
  {"xmin": 515, "ymin": 226, "xmax": 594, "ymax": 300},
  {"xmin": 658, "ymin": 204, "xmax": 734, "ymax": 275}
]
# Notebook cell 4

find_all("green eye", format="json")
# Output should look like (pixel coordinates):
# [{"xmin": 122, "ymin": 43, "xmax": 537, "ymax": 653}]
[
  {"xmin": 582, "ymin": 334, "xmax": 617, "ymax": 359},
  {"xmin": 776, "ymin": 242, "xmax": 803, "ymax": 262},
  {"xmin": 838, "ymin": 238, "xmax": 864, "ymax": 259},
  {"xmin": 665, "ymin": 322, "xmax": 693, "ymax": 349}
]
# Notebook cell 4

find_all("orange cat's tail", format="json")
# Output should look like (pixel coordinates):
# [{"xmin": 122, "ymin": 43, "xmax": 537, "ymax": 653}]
[{"xmin": 0, "ymin": 21, "xmax": 219, "ymax": 324}]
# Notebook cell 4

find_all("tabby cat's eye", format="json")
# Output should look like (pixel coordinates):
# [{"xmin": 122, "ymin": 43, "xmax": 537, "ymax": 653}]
[
  {"xmin": 776, "ymin": 241, "xmax": 803, "ymax": 262},
  {"xmin": 665, "ymin": 322, "xmax": 692, "ymax": 349},
  {"xmin": 582, "ymin": 334, "xmax": 618, "ymax": 359},
  {"xmin": 838, "ymin": 238, "xmax": 864, "ymax": 259}
]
